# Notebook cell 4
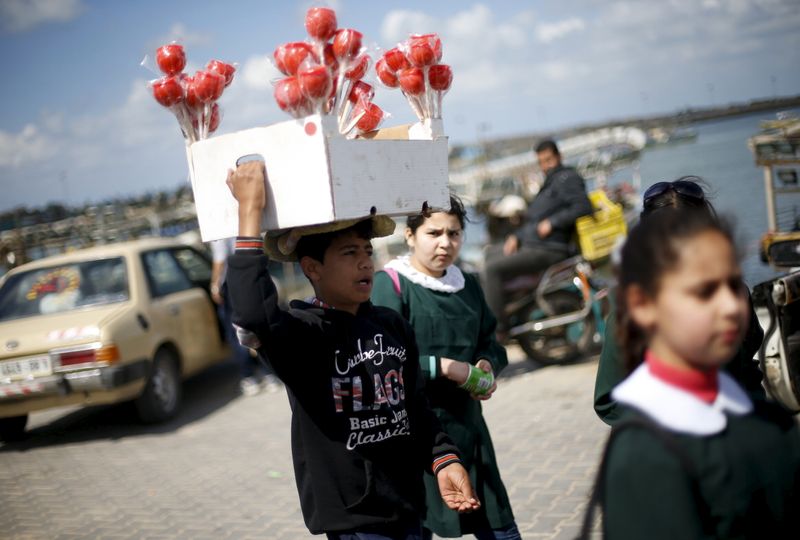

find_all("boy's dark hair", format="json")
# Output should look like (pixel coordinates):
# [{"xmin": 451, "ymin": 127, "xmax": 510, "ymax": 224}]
[
  {"xmin": 615, "ymin": 209, "xmax": 738, "ymax": 373},
  {"xmin": 406, "ymin": 195, "xmax": 468, "ymax": 233},
  {"xmin": 535, "ymin": 139, "xmax": 560, "ymax": 156},
  {"xmin": 295, "ymin": 219, "xmax": 374, "ymax": 264}
]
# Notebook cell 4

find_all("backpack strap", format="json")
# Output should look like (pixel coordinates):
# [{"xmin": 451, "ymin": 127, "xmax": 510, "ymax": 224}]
[
  {"xmin": 577, "ymin": 416, "xmax": 712, "ymax": 539},
  {"xmin": 384, "ymin": 267, "xmax": 401, "ymax": 297}
]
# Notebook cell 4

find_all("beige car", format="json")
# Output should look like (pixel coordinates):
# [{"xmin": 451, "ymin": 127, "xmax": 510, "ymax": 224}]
[{"xmin": 0, "ymin": 238, "xmax": 231, "ymax": 441}]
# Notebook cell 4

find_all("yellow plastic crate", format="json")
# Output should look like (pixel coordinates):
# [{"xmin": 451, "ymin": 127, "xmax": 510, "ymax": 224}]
[{"xmin": 576, "ymin": 190, "xmax": 627, "ymax": 262}]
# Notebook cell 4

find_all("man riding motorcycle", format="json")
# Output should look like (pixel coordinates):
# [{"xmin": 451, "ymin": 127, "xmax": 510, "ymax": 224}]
[{"xmin": 483, "ymin": 139, "xmax": 593, "ymax": 341}]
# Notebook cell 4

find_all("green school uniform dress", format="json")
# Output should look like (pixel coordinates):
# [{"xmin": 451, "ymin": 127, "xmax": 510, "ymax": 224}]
[
  {"xmin": 371, "ymin": 256, "xmax": 516, "ymax": 537},
  {"xmin": 603, "ymin": 363, "xmax": 800, "ymax": 539}
]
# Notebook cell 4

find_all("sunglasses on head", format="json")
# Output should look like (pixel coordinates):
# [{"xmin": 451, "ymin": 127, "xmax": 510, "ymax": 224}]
[{"xmin": 643, "ymin": 177, "xmax": 705, "ymax": 208}]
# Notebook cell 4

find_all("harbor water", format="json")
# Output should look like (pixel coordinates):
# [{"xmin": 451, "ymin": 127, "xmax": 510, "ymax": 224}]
[{"xmin": 635, "ymin": 109, "xmax": 799, "ymax": 287}]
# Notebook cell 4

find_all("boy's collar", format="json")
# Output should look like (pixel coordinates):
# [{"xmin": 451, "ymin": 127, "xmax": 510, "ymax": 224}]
[{"xmin": 612, "ymin": 363, "xmax": 753, "ymax": 435}]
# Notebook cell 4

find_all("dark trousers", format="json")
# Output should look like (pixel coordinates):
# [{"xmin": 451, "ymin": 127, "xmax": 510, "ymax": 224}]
[
  {"xmin": 326, "ymin": 521, "xmax": 424, "ymax": 540},
  {"xmin": 483, "ymin": 243, "xmax": 567, "ymax": 331}
]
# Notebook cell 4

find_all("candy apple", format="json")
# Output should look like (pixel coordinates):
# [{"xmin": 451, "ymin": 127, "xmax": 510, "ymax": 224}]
[
  {"xmin": 428, "ymin": 64, "xmax": 453, "ymax": 91},
  {"xmin": 156, "ymin": 44, "xmax": 186, "ymax": 76},
  {"xmin": 305, "ymin": 7, "xmax": 337, "ymax": 41},
  {"xmin": 298, "ymin": 65, "xmax": 331, "ymax": 99},
  {"xmin": 152, "ymin": 76, "xmax": 184, "ymax": 107},
  {"xmin": 398, "ymin": 67, "xmax": 425, "ymax": 95},
  {"xmin": 206, "ymin": 60, "xmax": 236, "ymax": 87},
  {"xmin": 375, "ymin": 58, "xmax": 399, "ymax": 87},
  {"xmin": 332, "ymin": 29, "xmax": 362, "ymax": 60}
]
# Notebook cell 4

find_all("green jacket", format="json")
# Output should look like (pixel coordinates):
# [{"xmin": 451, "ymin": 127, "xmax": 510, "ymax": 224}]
[
  {"xmin": 593, "ymin": 294, "xmax": 766, "ymax": 425},
  {"xmin": 372, "ymin": 268, "xmax": 514, "ymax": 537},
  {"xmin": 603, "ymin": 384, "xmax": 800, "ymax": 538}
]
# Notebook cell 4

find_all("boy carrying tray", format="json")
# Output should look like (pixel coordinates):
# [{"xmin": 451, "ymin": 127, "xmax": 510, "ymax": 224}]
[{"xmin": 224, "ymin": 160, "xmax": 480, "ymax": 539}]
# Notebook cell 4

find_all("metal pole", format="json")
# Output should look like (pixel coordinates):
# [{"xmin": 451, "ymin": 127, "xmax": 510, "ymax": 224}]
[{"xmin": 764, "ymin": 166, "xmax": 777, "ymax": 232}]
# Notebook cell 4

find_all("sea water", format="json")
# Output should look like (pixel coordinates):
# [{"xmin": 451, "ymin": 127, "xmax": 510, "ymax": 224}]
[{"xmin": 634, "ymin": 109, "xmax": 800, "ymax": 287}]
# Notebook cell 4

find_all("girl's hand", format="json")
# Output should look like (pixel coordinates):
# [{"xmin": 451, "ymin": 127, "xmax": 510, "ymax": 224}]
[
  {"xmin": 471, "ymin": 359, "xmax": 497, "ymax": 400},
  {"xmin": 440, "ymin": 358, "xmax": 470, "ymax": 386}
]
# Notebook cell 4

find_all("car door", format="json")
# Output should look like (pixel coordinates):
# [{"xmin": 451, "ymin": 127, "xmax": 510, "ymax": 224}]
[
  {"xmin": 141, "ymin": 248, "xmax": 217, "ymax": 375},
  {"xmin": 171, "ymin": 246, "xmax": 227, "ymax": 362}
]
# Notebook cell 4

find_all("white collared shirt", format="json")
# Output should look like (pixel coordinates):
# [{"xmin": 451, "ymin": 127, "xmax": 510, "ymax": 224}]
[{"xmin": 612, "ymin": 363, "xmax": 754, "ymax": 436}]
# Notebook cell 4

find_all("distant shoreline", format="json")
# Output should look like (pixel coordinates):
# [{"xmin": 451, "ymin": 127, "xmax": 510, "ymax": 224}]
[{"xmin": 476, "ymin": 94, "xmax": 800, "ymax": 156}]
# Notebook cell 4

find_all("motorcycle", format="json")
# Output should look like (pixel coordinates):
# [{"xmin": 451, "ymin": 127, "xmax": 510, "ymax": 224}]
[
  {"xmin": 503, "ymin": 253, "xmax": 613, "ymax": 365},
  {"xmin": 751, "ymin": 234, "xmax": 800, "ymax": 412}
]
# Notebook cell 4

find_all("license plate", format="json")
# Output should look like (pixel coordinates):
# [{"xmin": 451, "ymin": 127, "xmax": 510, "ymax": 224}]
[{"xmin": 0, "ymin": 355, "xmax": 52, "ymax": 380}]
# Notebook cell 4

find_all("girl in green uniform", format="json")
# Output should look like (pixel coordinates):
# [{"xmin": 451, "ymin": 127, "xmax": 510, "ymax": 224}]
[
  {"xmin": 371, "ymin": 197, "xmax": 521, "ymax": 539},
  {"xmin": 596, "ymin": 209, "xmax": 800, "ymax": 539}
]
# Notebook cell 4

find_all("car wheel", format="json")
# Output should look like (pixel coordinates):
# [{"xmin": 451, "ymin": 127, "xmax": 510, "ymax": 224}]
[
  {"xmin": 0, "ymin": 414, "xmax": 28, "ymax": 442},
  {"xmin": 135, "ymin": 348, "xmax": 182, "ymax": 423}
]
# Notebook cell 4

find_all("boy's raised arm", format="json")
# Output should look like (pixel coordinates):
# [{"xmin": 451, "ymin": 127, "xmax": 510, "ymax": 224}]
[{"xmin": 226, "ymin": 161, "xmax": 266, "ymax": 238}]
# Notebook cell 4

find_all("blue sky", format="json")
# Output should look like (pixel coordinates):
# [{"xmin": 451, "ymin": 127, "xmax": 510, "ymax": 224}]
[{"xmin": 1, "ymin": 0, "xmax": 798, "ymax": 211}]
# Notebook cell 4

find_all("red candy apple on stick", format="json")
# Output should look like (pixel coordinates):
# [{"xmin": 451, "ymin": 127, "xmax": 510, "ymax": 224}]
[
  {"xmin": 274, "ymin": 42, "xmax": 316, "ymax": 76},
  {"xmin": 398, "ymin": 67, "xmax": 426, "ymax": 120},
  {"xmin": 339, "ymin": 80, "xmax": 374, "ymax": 132},
  {"xmin": 353, "ymin": 102, "xmax": 386, "ymax": 137},
  {"xmin": 274, "ymin": 76, "xmax": 312, "ymax": 118},
  {"xmin": 428, "ymin": 64, "xmax": 452, "ymax": 119},
  {"xmin": 156, "ymin": 44, "xmax": 186, "ymax": 76},
  {"xmin": 298, "ymin": 64, "xmax": 333, "ymax": 114},
  {"xmin": 305, "ymin": 6, "xmax": 337, "ymax": 61}
]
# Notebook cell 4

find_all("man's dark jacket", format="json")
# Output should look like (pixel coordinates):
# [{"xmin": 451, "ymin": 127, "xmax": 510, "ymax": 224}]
[{"xmin": 517, "ymin": 164, "xmax": 593, "ymax": 247}]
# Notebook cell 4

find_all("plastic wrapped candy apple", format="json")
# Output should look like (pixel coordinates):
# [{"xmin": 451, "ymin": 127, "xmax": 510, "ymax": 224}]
[
  {"xmin": 305, "ymin": 6, "xmax": 337, "ymax": 40},
  {"xmin": 298, "ymin": 64, "xmax": 333, "ymax": 114},
  {"xmin": 345, "ymin": 101, "xmax": 387, "ymax": 139},
  {"xmin": 274, "ymin": 42, "xmax": 316, "ymax": 76},
  {"xmin": 375, "ymin": 57, "xmax": 398, "ymax": 88},
  {"xmin": 383, "ymin": 47, "xmax": 411, "ymax": 72},
  {"xmin": 156, "ymin": 43, "xmax": 186, "ymax": 75},
  {"xmin": 406, "ymin": 34, "xmax": 442, "ymax": 67},
  {"xmin": 206, "ymin": 60, "xmax": 236, "ymax": 87},
  {"xmin": 305, "ymin": 6, "xmax": 338, "ymax": 60},
  {"xmin": 274, "ymin": 76, "xmax": 312, "ymax": 118},
  {"xmin": 152, "ymin": 76, "xmax": 184, "ymax": 107},
  {"xmin": 427, "ymin": 64, "xmax": 452, "ymax": 119},
  {"xmin": 332, "ymin": 29, "xmax": 362, "ymax": 61},
  {"xmin": 344, "ymin": 54, "xmax": 369, "ymax": 81},
  {"xmin": 150, "ymin": 75, "xmax": 197, "ymax": 142},
  {"xmin": 193, "ymin": 102, "xmax": 222, "ymax": 134},
  {"xmin": 397, "ymin": 67, "xmax": 426, "ymax": 120},
  {"xmin": 339, "ymin": 80, "xmax": 374, "ymax": 132}
]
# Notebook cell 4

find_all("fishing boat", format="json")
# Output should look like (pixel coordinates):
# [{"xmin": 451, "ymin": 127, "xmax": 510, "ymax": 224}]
[{"xmin": 748, "ymin": 114, "xmax": 800, "ymax": 412}]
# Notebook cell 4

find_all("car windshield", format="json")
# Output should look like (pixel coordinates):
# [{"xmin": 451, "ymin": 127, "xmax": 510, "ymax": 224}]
[{"xmin": 0, "ymin": 257, "xmax": 129, "ymax": 322}]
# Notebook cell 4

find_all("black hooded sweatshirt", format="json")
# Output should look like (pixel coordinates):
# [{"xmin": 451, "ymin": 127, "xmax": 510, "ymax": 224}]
[{"xmin": 226, "ymin": 252, "xmax": 461, "ymax": 534}]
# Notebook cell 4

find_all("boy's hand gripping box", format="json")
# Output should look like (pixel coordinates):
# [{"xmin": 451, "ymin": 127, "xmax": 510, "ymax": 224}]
[{"xmin": 186, "ymin": 114, "xmax": 450, "ymax": 242}]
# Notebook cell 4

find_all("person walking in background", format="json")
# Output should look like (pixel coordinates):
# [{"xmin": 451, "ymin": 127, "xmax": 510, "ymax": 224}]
[
  {"xmin": 372, "ymin": 196, "xmax": 521, "ymax": 540},
  {"xmin": 593, "ymin": 177, "xmax": 764, "ymax": 424},
  {"xmin": 210, "ymin": 237, "xmax": 281, "ymax": 396},
  {"xmin": 586, "ymin": 210, "xmax": 800, "ymax": 539},
  {"xmin": 483, "ymin": 140, "xmax": 593, "ymax": 341}
]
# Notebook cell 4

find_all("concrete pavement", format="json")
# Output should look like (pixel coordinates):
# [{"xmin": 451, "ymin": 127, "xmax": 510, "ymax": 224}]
[{"xmin": 1, "ymin": 346, "xmax": 609, "ymax": 539}]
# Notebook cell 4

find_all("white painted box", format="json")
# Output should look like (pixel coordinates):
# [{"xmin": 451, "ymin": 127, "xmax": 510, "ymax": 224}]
[{"xmin": 186, "ymin": 114, "xmax": 450, "ymax": 242}]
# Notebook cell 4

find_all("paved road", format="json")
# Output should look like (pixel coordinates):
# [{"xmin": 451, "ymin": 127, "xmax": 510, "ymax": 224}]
[{"xmin": 1, "ymin": 347, "xmax": 608, "ymax": 539}]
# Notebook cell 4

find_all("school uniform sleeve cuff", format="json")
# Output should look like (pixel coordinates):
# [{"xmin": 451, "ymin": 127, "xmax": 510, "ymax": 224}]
[
  {"xmin": 235, "ymin": 236, "xmax": 263, "ymax": 255},
  {"xmin": 432, "ymin": 453, "xmax": 461, "ymax": 475}
]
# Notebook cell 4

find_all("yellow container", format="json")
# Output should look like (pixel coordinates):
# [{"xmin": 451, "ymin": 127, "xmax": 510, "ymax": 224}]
[{"xmin": 575, "ymin": 190, "xmax": 628, "ymax": 262}]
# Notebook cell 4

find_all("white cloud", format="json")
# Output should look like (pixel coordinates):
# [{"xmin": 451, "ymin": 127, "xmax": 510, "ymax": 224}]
[
  {"xmin": 0, "ymin": 0, "xmax": 84, "ymax": 33},
  {"xmin": 149, "ymin": 22, "xmax": 213, "ymax": 51},
  {"xmin": 0, "ymin": 124, "xmax": 58, "ymax": 167},
  {"xmin": 535, "ymin": 17, "xmax": 586, "ymax": 44}
]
